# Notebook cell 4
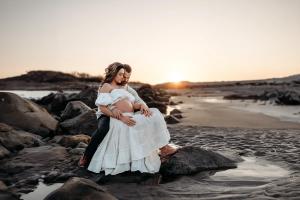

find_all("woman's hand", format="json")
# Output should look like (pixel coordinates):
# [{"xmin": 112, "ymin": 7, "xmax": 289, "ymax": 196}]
[
  {"xmin": 120, "ymin": 115, "xmax": 136, "ymax": 126},
  {"xmin": 140, "ymin": 104, "xmax": 152, "ymax": 117},
  {"xmin": 111, "ymin": 108, "xmax": 123, "ymax": 119}
]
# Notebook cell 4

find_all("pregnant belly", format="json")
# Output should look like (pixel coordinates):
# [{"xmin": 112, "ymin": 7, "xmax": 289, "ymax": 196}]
[{"xmin": 113, "ymin": 99, "xmax": 134, "ymax": 113}]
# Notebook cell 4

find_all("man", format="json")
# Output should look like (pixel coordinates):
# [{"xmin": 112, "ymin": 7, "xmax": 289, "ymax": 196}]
[{"xmin": 78, "ymin": 63, "xmax": 151, "ymax": 168}]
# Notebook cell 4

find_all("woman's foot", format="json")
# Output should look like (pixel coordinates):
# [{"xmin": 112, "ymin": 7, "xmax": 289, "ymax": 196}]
[
  {"xmin": 78, "ymin": 155, "xmax": 89, "ymax": 168},
  {"xmin": 159, "ymin": 144, "xmax": 181, "ymax": 162}
]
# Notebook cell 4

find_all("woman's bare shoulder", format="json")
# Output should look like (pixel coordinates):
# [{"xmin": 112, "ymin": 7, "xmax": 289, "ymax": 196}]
[{"xmin": 99, "ymin": 83, "xmax": 113, "ymax": 93}]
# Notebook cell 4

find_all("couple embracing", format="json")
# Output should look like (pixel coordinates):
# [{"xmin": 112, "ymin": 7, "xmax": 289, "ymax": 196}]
[{"xmin": 79, "ymin": 62, "xmax": 180, "ymax": 175}]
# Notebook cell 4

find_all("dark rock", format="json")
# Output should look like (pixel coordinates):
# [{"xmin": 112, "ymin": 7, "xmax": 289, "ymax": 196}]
[
  {"xmin": 0, "ymin": 191, "xmax": 20, "ymax": 200},
  {"xmin": 60, "ymin": 101, "xmax": 91, "ymax": 121},
  {"xmin": 172, "ymin": 114, "xmax": 183, "ymax": 119},
  {"xmin": 164, "ymin": 115, "xmax": 180, "ymax": 124},
  {"xmin": 170, "ymin": 109, "xmax": 182, "ymax": 115},
  {"xmin": 160, "ymin": 146, "xmax": 237, "ymax": 176},
  {"xmin": 59, "ymin": 110, "xmax": 97, "ymax": 136},
  {"xmin": 0, "ymin": 123, "xmax": 43, "ymax": 158},
  {"xmin": 72, "ymin": 87, "xmax": 98, "ymax": 109},
  {"xmin": 44, "ymin": 177, "xmax": 117, "ymax": 200},
  {"xmin": 0, "ymin": 92, "xmax": 58, "ymax": 137},
  {"xmin": 137, "ymin": 84, "xmax": 171, "ymax": 114}
]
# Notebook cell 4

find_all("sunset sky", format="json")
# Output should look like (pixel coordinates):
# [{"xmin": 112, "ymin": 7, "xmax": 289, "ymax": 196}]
[{"xmin": 0, "ymin": 0, "xmax": 299, "ymax": 84}]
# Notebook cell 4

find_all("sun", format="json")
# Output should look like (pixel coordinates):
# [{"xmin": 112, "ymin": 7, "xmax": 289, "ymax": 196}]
[{"xmin": 169, "ymin": 72, "xmax": 183, "ymax": 83}]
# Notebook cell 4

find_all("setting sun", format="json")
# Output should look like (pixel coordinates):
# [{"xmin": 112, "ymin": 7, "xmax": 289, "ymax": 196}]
[{"xmin": 169, "ymin": 72, "xmax": 184, "ymax": 83}]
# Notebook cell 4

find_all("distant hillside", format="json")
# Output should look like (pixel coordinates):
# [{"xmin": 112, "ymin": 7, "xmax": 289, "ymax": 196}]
[
  {"xmin": 0, "ymin": 70, "xmax": 103, "ymax": 90},
  {"xmin": 0, "ymin": 70, "xmax": 103, "ymax": 83},
  {"xmin": 154, "ymin": 74, "xmax": 300, "ymax": 89}
]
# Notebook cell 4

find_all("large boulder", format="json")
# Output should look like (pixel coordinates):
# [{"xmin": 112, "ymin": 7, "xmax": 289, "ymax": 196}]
[
  {"xmin": 160, "ymin": 146, "xmax": 237, "ymax": 176},
  {"xmin": 0, "ymin": 92, "xmax": 58, "ymax": 137},
  {"xmin": 137, "ymin": 84, "xmax": 170, "ymax": 114},
  {"xmin": 44, "ymin": 177, "xmax": 117, "ymax": 200},
  {"xmin": 59, "ymin": 110, "xmax": 97, "ymax": 136},
  {"xmin": 73, "ymin": 87, "xmax": 98, "ymax": 109},
  {"xmin": 60, "ymin": 101, "xmax": 92, "ymax": 121},
  {"xmin": 0, "ymin": 123, "xmax": 43, "ymax": 159}
]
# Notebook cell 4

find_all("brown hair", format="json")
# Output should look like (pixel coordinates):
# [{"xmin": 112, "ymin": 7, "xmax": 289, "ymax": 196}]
[
  {"xmin": 123, "ymin": 64, "xmax": 132, "ymax": 73},
  {"xmin": 101, "ymin": 62, "xmax": 125, "ymax": 85}
]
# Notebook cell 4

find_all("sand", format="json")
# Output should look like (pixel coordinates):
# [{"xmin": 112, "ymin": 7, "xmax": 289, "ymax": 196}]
[{"xmin": 168, "ymin": 95, "xmax": 300, "ymax": 129}]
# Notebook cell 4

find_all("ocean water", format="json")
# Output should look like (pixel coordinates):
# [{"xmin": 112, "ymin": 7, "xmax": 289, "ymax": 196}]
[{"xmin": 0, "ymin": 90, "xmax": 80, "ymax": 99}]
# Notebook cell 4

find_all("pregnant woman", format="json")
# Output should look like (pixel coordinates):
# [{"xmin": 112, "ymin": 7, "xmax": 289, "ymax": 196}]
[{"xmin": 87, "ymin": 64, "xmax": 178, "ymax": 175}]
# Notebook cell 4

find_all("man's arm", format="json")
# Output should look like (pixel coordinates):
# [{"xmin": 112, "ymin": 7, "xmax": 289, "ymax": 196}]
[{"xmin": 126, "ymin": 85, "xmax": 147, "ymax": 106}]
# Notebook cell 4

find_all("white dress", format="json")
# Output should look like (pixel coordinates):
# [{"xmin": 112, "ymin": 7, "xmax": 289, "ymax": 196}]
[{"xmin": 87, "ymin": 88, "xmax": 171, "ymax": 175}]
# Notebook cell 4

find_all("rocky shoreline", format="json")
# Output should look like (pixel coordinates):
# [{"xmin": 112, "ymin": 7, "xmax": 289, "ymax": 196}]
[{"xmin": 0, "ymin": 76, "xmax": 299, "ymax": 199}]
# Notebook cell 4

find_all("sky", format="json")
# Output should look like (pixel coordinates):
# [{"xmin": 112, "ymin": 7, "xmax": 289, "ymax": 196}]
[{"xmin": 0, "ymin": 0, "xmax": 299, "ymax": 84}]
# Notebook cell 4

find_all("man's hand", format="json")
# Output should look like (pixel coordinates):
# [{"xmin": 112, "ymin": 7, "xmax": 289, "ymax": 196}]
[
  {"xmin": 112, "ymin": 108, "xmax": 123, "ymax": 119},
  {"xmin": 140, "ymin": 104, "xmax": 152, "ymax": 117},
  {"xmin": 120, "ymin": 115, "xmax": 136, "ymax": 126}
]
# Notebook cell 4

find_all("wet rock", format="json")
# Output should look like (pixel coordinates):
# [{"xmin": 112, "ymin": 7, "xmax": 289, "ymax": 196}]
[
  {"xmin": 60, "ymin": 101, "xmax": 91, "ymax": 121},
  {"xmin": 59, "ymin": 110, "xmax": 97, "ymax": 136},
  {"xmin": 0, "ymin": 92, "xmax": 58, "ymax": 137},
  {"xmin": 0, "ymin": 145, "xmax": 72, "ymax": 194},
  {"xmin": 170, "ymin": 109, "xmax": 182, "ymax": 115},
  {"xmin": 44, "ymin": 177, "xmax": 117, "ymax": 200},
  {"xmin": 164, "ymin": 115, "xmax": 180, "ymax": 124},
  {"xmin": 172, "ymin": 114, "xmax": 183, "ymax": 119},
  {"xmin": 160, "ymin": 146, "xmax": 237, "ymax": 176},
  {"xmin": 0, "ymin": 123, "xmax": 43, "ymax": 158}
]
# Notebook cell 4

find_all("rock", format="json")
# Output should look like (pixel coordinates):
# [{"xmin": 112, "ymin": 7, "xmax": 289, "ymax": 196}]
[
  {"xmin": 0, "ymin": 180, "xmax": 8, "ymax": 191},
  {"xmin": 72, "ymin": 87, "xmax": 98, "ymax": 109},
  {"xmin": 76, "ymin": 142, "xmax": 88, "ymax": 149},
  {"xmin": 164, "ymin": 115, "xmax": 180, "ymax": 124},
  {"xmin": 137, "ymin": 84, "xmax": 171, "ymax": 114},
  {"xmin": 147, "ymin": 101, "xmax": 168, "ymax": 114},
  {"xmin": 0, "ymin": 145, "xmax": 73, "ymax": 194},
  {"xmin": 0, "ymin": 123, "xmax": 43, "ymax": 158},
  {"xmin": 0, "ymin": 145, "xmax": 10, "ymax": 159},
  {"xmin": 160, "ymin": 146, "xmax": 237, "ymax": 176},
  {"xmin": 69, "ymin": 148, "xmax": 85, "ymax": 155},
  {"xmin": 50, "ymin": 134, "xmax": 91, "ymax": 148},
  {"xmin": 44, "ymin": 177, "xmax": 117, "ymax": 200},
  {"xmin": 34, "ymin": 92, "xmax": 68, "ymax": 116},
  {"xmin": 170, "ymin": 109, "xmax": 182, "ymax": 115},
  {"xmin": 60, "ymin": 101, "xmax": 92, "ymax": 121},
  {"xmin": 169, "ymin": 101, "xmax": 178, "ymax": 105},
  {"xmin": 0, "ymin": 191, "xmax": 20, "ymax": 200},
  {"xmin": 0, "ymin": 92, "xmax": 58, "ymax": 137},
  {"xmin": 172, "ymin": 114, "xmax": 183, "ymax": 119},
  {"xmin": 59, "ymin": 110, "xmax": 97, "ymax": 136}
]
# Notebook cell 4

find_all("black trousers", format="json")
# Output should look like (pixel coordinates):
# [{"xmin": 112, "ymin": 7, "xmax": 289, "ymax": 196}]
[{"xmin": 84, "ymin": 115, "xmax": 110, "ymax": 167}]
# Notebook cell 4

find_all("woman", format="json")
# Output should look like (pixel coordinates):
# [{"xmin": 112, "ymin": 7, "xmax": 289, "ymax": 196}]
[{"xmin": 87, "ymin": 64, "xmax": 178, "ymax": 175}]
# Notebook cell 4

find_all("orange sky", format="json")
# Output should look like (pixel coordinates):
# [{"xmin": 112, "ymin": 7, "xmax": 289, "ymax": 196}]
[{"xmin": 0, "ymin": 0, "xmax": 299, "ymax": 84}]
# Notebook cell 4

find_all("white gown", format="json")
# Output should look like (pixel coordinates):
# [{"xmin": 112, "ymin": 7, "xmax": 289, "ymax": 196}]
[{"xmin": 87, "ymin": 88, "xmax": 170, "ymax": 175}]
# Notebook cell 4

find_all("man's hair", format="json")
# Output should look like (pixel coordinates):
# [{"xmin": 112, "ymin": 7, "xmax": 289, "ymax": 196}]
[{"xmin": 123, "ymin": 64, "xmax": 132, "ymax": 73}]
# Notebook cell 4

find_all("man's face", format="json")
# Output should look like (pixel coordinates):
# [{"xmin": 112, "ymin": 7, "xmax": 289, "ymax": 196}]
[{"xmin": 121, "ymin": 71, "xmax": 131, "ymax": 86}]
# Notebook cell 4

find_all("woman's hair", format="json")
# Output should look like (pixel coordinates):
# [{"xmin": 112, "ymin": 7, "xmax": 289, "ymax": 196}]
[{"xmin": 101, "ymin": 62, "xmax": 125, "ymax": 85}]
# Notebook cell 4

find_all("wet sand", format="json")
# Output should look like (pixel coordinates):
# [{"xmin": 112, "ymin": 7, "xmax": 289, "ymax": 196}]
[{"xmin": 169, "ymin": 95, "xmax": 300, "ymax": 129}]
